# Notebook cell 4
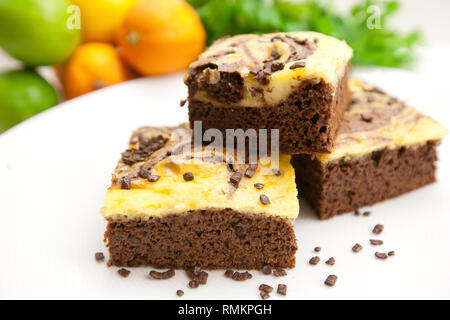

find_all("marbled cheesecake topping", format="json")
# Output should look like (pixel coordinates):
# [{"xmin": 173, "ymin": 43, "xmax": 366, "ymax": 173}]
[
  {"xmin": 101, "ymin": 124, "xmax": 299, "ymax": 219},
  {"xmin": 185, "ymin": 31, "xmax": 353, "ymax": 107},
  {"xmin": 318, "ymin": 79, "xmax": 448, "ymax": 163}
]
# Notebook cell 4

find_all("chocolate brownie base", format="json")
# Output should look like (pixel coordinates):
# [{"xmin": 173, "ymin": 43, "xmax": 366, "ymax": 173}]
[
  {"xmin": 292, "ymin": 141, "xmax": 439, "ymax": 219},
  {"xmin": 105, "ymin": 209, "xmax": 297, "ymax": 269},
  {"xmin": 188, "ymin": 65, "xmax": 350, "ymax": 155}
]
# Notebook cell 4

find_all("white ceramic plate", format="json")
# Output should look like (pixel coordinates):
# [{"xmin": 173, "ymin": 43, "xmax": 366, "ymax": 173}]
[{"xmin": 0, "ymin": 68, "xmax": 449, "ymax": 299}]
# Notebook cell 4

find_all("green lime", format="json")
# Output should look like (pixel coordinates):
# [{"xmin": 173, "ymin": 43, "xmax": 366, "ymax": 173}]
[
  {"xmin": 0, "ymin": 0, "xmax": 81, "ymax": 66},
  {"xmin": 0, "ymin": 69, "xmax": 59, "ymax": 133}
]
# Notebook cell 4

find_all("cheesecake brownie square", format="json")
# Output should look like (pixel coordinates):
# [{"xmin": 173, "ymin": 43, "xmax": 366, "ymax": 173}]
[
  {"xmin": 185, "ymin": 31, "xmax": 353, "ymax": 154},
  {"xmin": 101, "ymin": 124, "xmax": 299, "ymax": 269},
  {"xmin": 292, "ymin": 79, "xmax": 447, "ymax": 219}
]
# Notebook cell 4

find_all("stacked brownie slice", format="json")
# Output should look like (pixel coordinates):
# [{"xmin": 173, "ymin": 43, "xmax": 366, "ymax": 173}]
[
  {"xmin": 185, "ymin": 31, "xmax": 353, "ymax": 154},
  {"xmin": 185, "ymin": 31, "xmax": 447, "ymax": 220}
]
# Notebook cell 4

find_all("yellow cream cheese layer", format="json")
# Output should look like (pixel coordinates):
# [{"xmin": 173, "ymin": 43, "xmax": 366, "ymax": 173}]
[
  {"xmin": 187, "ymin": 31, "xmax": 353, "ymax": 107},
  {"xmin": 101, "ymin": 126, "xmax": 299, "ymax": 219},
  {"xmin": 318, "ymin": 79, "xmax": 448, "ymax": 163}
]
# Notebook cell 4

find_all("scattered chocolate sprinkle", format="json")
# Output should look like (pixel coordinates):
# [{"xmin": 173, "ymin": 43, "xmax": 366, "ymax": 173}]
[
  {"xmin": 324, "ymin": 275, "xmax": 337, "ymax": 287},
  {"xmin": 273, "ymin": 269, "xmax": 287, "ymax": 277},
  {"xmin": 183, "ymin": 172, "xmax": 194, "ymax": 181},
  {"xmin": 277, "ymin": 284, "xmax": 287, "ymax": 296},
  {"xmin": 375, "ymin": 252, "xmax": 388, "ymax": 259},
  {"xmin": 147, "ymin": 175, "xmax": 160, "ymax": 182},
  {"xmin": 95, "ymin": 252, "xmax": 104, "ymax": 261},
  {"xmin": 271, "ymin": 49, "xmax": 282, "ymax": 60},
  {"xmin": 179, "ymin": 99, "xmax": 187, "ymax": 107},
  {"xmin": 121, "ymin": 177, "xmax": 131, "ymax": 190},
  {"xmin": 229, "ymin": 172, "xmax": 242, "ymax": 186},
  {"xmin": 254, "ymin": 183, "xmax": 264, "ymax": 190},
  {"xmin": 313, "ymin": 38, "xmax": 319, "ymax": 44},
  {"xmin": 363, "ymin": 211, "xmax": 371, "ymax": 216},
  {"xmin": 250, "ymin": 66, "xmax": 270, "ymax": 85},
  {"xmin": 189, "ymin": 280, "xmax": 199, "ymax": 288},
  {"xmin": 149, "ymin": 269, "xmax": 175, "ymax": 280},
  {"xmin": 325, "ymin": 257, "xmax": 335, "ymax": 265},
  {"xmin": 352, "ymin": 243, "xmax": 363, "ymax": 253},
  {"xmin": 354, "ymin": 208, "xmax": 361, "ymax": 216},
  {"xmin": 259, "ymin": 284, "xmax": 273, "ymax": 293},
  {"xmin": 270, "ymin": 61, "xmax": 284, "ymax": 72},
  {"xmin": 272, "ymin": 168, "xmax": 281, "ymax": 176},
  {"xmin": 232, "ymin": 271, "xmax": 252, "ymax": 281},
  {"xmin": 373, "ymin": 224, "xmax": 384, "ymax": 234},
  {"xmin": 361, "ymin": 113, "xmax": 373, "ymax": 122},
  {"xmin": 225, "ymin": 269, "xmax": 234, "ymax": 278},
  {"xmin": 244, "ymin": 163, "xmax": 258, "ymax": 178},
  {"xmin": 118, "ymin": 268, "xmax": 130, "ymax": 278},
  {"xmin": 289, "ymin": 61, "xmax": 306, "ymax": 69},
  {"xmin": 260, "ymin": 291, "xmax": 270, "ymax": 300},
  {"xmin": 138, "ymin": 167, "xmax": 150, "ymax": 179},
  {"xmin": 198, "ymin": 271, "xmax": 209, "ymax": 285},
  {"xmin": 260, "ymin": 194, "xmax": 270, "ymax": 205},
  {"xmin": 388, "ymin": 251, "xmax": 395, "ymax": 256},
  {"xmin": 314, "ymin": 246, "xmax": 321, "ymax": 252},
  {"xmin": 370, "ymin": 239, "xmax": 383, "ymax": 246},
  {"xmin": 176, "ymin": 290, "xmax": 184, "ymax": 297},
  {"xmin": 309, "ymin": 256, "xmax": 320, "ymax": 265},
  {"xmin": 262, "ymin": 265, "xmax": 272, "ymax": 275},
  {"xmin": 186, "ymin": 269, "xmax": 196, "ymax": 280}
]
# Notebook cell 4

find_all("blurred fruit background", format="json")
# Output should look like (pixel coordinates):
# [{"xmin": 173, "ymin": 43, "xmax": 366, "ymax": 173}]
[{"xmin": 0, "ymin": 0, "xmax": 447, "ymax": 133}]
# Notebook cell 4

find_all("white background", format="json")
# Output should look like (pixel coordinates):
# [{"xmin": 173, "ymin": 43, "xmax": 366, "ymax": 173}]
[{"xmin": 0, "ymin": 0, "xmax": 449, "ymax": 299}]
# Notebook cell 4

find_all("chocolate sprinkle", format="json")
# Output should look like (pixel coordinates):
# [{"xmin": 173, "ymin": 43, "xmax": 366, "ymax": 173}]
[
  {"xmin": 388, "ymin": 251, "xmax": 395, "ymax": 256},
  {"xmin": 149, "ymin": 269, "xmax": 175, "ymax": 280},
  {"xmin": 95, "ymin": 252, "xmax": 104, "ymax": 261},
  {"xmin": 352, "ymin": 243, "xmax": 363, "ymax": 253},
  {"xmin": 289, "ymin": 61, "xmax": 306, "ymax": 69},
  {"xmin": 354, "ymin": 208, "xmax": 361, "ymax": 216},
  {"xmin": 225, "ymin": 269, "xmax": 234, "ymax": 278},
  {"xmin": 118, "ymin": 268, "xmax": 130, "ymax": 278},
  {"xmin": 176, "ymin": 290, "xmax": 184, "ymax": 297},
  {"xmin": 179, "ymin": 99, "xmax": 187, "ymax": 107},
  {"xmin": 324, "ymin": 275, "xmax": 337, "ymax": 287},
  {"xmin": 245, "ymin": 164, "xmax": 258, "ymax": 178},
  {"xmin": 254, "ymin": 183, "xmax": 264, "ymax": 190},
  {"xmin": 260, "ymin": 194, "xmax": 271, "ymax": 205},
  {"xmin": 325, "ymin": 257, "xmax": 335, "ymax": 266},
  {"xmin": 272, "ymin": 168, "xmax": 281, "ymax": 176},
  {"xmin": 231, "ymin": 271, "xmax": 253, "ymax": 281},
  {"xmin": 183, "ymin": 172, "xmax": 194, "ymax": 181},
  {"xmin": 372, "ymin": 224, "xmax": 384, "ymax": 235},
  {"xmin": 229, "ymin": 172, "xmax": 242, "ymax": 186},
  {"xmin": 363, "ymin": 211, "xmax": 371, "ymax": 216},
  {"xmin": 309, "ymin": 256, "xmax": 320, "ymax": 265},
  {"xmin": 262, "ymin": 265, "xmax": 272, "ymax": 275},
  {"xmin": 277, "ymin": 284, "xmax": 287, "ymax": 296},
  {"xmin": 147, "ymin": 175, "xmax": 160, "ymax": 182},
  {"xmin": 259, "ymin": 284, "xmax": 273, "ymax": 293},
  {"xmin": 361, "ymin": 113, "xmax": 373, "ymax": 122},
  {"xmin": 260, "ymin": 291, "xmax": 270, "ymax": 300},
  {"xmin": 314, "ymin": 246, "xmax": 321, "ymax": 252},
  {"xmin": 198, "ymin": 271, "xmax": 209, "ymax": 285},
  {"xmin": 121, "ymin": 177, "xmax": 131, "ymax": 190},
  {"xmin": 375, "ymin": 252, "xmax": 388, "ymax": 259},
  {"xmin": 270, "ymin": 61, "xmax": 285, "ymax": 72},
  {"xmin": 189, "ymin": 280, "xmax": 199, "ymax": 288},
  {"xmin": 370, "ymin": 239, "xmax": 383, "ymax": 246},
  {"xmin": 273, "ymin": 269, "xmax": 287, "ymax": 277}
]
